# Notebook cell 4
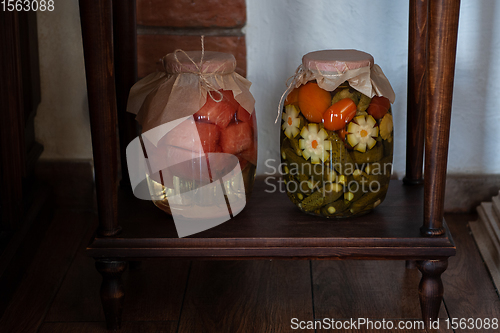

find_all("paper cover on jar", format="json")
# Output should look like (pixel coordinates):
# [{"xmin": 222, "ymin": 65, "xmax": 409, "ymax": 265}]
[
  {"xmin": 127, "ymin": 50, "xmax": 255, "ymax": 144},
  {"xmin": 279, "ymin": 50, "xmax": 395, "ymax": 118}
]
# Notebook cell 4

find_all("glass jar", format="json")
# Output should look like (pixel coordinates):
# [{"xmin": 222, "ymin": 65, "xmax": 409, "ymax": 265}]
[
  {"xmin": 148, "ymin": 91, "xmax": 258, "ymax": 218},
  {"xmin": 280, "ymin": 50, "xmax": 395, "ymax": 218},
  {"xmin": 127, "ymin": 51, "xmax": 257, "ymax": 224}
]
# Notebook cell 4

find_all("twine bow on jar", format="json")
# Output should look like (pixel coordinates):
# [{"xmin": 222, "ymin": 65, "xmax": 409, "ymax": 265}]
[{"xmin": 166, "ymin": 36, "xmax": 224, "ymax": 103}]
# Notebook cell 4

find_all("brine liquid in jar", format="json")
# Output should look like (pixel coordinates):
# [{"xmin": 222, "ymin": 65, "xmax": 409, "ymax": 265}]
[{"xmin": 280, "ymin": 50, "xmax": 395, "ymax": 218}]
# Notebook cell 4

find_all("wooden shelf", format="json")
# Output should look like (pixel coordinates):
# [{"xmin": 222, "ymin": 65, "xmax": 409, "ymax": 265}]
[
  {"xmin": 79, "ymin": 0, "xmax": 461, "ymax": 328},
  {"xmin": 87, "ymin": 179, "xmax": 456, "ymax": 260}
]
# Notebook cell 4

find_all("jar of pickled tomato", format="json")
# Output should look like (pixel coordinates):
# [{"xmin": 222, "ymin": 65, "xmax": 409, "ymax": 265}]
[
  {"xmin": 127, "ymin": 50, "xmax": 257, "ymax": 222},
  {"xmin": 280, "ymin": 50, "xmax": 395, "ymax": 218}
]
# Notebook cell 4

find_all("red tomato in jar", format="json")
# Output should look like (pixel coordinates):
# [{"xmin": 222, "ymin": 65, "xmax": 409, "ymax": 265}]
[
  {"xmin": 367, "ymin": 96, "xmax": 391, "ymax": 119},
  {"xmin": 322, "ymin": 98, "xmax": 357, "ymax": 131}
]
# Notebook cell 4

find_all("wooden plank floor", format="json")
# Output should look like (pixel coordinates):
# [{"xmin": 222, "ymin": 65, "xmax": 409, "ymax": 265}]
[{"xmin": 1, "ymin": 211, "xmax": 498, "ymax": 333}]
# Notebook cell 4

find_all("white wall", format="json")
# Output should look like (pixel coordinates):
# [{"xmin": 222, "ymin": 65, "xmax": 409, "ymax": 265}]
[
  {"xmin": 35, "ymin": 0, "xmax": 92, "ymax": 160},
  {"xmin": 34, "ymin": 0, "xmax": 500, "ymax": 177},
  {"xmin": 247, "ymin": 0, "xmax": 500, "ymax": 177}
]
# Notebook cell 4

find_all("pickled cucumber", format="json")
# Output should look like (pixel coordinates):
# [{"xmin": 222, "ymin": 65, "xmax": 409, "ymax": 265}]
[
  {"xmin": 323, "ymin": 182, "xmax": 344, "ymax": 204},
  {"xmin": 298, "ymin": 178, "xmax": 313, "ymax": 195},
  {"xmin": 383, "ymin": 137, "xmax": 393, "ymax": 157},
  {"xmin": 331, "ymin": 88, "xmax": 361, "ymax": 105},
  {"xmin": 301, "ymin": 190, "xmax": 326, "ymax": 212},
  {"xmin": 379, "ymin": 156, "xmax": 393, "ymax": 175},
  {"xmin": 294, "ymin": 173, "xmax": 310, "ymax": 183},
  {"xmin": 284, "ymin": 147, "xmax": 325, "ymax": 182},
  {"xmin": 288, "ymin": 136, "xmax": 302, "ymax": 156},
  {"xmin": 327, "ymin": 133, "xmax": 356, "ymax": 175},
  {"xmin": 300, "ymin": 182, "xmax": 343, "ymax": 212},
  {"xmin": 281, "ymin": 137, "xmax": 292, "ymax": 154},
  {"xmin": 352, "ymin": 142, "xmax": 383, "ymax": 164},
  {"xmin": 285, "ymin": 174, "xmax": 312, "ymax": 196},
  {"xmin": 285, "ymin": 180, "xmax": 302, "ymax": 206},
  {"xmin": 337, "ymin": 174, "xmax": 352, "ymax": 186},
  {"xmin": 352, "ymin": 169, "xmax": 369, "ymax": 182},
  {"xmin": 364, "ymin": 156, "xmax": 393, "ymax": 178},
  {"xmin": 323, "ymin": 168, "xmax": 337, "ymax": 183},
  {"xmin": 357, "ymin": 94, "xmax": 372, "ymax": 112},
  {"xmin": 350, "ymin": 202, "xmax": 376, "ymax": 216},
  {"xmin": 344, "ymin": 180, "xmax": 364, "ymax": 203},
  {"xmin": 366, "ymin": 173, "xmax": 389, "ymax": 185},
  {"xmin": 349, "ymin": 185, "xmax": 388, "ymax": 214},
  {"xmin": 321, "ymin": 200, "xmax": 348, "ymax": 216}
]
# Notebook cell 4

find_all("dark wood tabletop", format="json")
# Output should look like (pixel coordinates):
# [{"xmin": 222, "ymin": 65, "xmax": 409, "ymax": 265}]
[{"xmin": 88, "ymin": 179, "xmax": 455, "ymax": 260}]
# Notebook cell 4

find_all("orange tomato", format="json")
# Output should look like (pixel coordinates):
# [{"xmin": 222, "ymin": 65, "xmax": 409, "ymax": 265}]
[
  {"xmin": 284, "ymin": 88, "xmax": 299, "ymax": 106},
  {"xmin": 323, "ymin": 98, "xmax": 357, "ymax": 131},
  {"xmin": 367, "ymin": 96, "xmax": 390, "ymax": 119},
  {"xmin": 298, "ymin": 82, "xmax": 331, "ymax": 123}
]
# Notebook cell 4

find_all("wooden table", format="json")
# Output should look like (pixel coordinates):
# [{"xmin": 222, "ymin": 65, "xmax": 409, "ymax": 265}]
[{"xmin": 79, "ymin": 0, "xmax": 460, "ymax": 330}]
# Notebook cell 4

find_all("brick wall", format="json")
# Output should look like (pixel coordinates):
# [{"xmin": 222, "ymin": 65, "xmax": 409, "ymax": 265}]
[{"xmin": 136, "ymin": 0, "xmax": 247, "ymax": 77}]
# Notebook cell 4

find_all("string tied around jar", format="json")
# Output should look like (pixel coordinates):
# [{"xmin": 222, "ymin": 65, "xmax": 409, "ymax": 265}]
[
  {"xmin": 276, "ymin": 64, "xmax": 304, "ymax": 124},
  {"xmin": 164, "ymin": 35, "xmax": 225, "ymax": 103},
  {"xmin": 276, "ymin": 64, "xmax": 346, "ymax": 124}
]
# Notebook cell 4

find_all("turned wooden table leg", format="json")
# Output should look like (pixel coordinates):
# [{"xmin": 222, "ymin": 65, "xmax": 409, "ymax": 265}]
[
  {"xmin": 406, "ymin": 260, "xmax": 416, "ymax": 269},
  {"xmin": 417, "ymin": 259, "xmax": 448, "ymax": 325},
  {"xmin": 96, "ymin": 260, "xmax": 127, "ymax": 330}
]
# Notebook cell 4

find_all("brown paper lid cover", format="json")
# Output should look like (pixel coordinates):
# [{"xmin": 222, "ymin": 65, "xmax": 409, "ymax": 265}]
[{"xmin": 302, "ymin": 49, "xmax": 374, "ymax": 73}]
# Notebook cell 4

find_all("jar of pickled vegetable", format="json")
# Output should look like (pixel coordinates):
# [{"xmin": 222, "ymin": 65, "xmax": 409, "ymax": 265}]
[
  {"xmin": 280, "ymin": 50, "xmax": 395, "ymax": 218},
  {"xmin": 126, "ymin": 50, "xmax": 257, "ymax": 228}
]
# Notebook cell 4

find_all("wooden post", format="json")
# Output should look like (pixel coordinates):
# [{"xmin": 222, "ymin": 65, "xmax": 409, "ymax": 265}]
[
  {"xmin": 79, "ymin": 0, "xmax": 120, "ymax": 236},
  {"xmin": 422, "ymin": 0, "xmax": 460, "ymax": 236},
  {"xmin": 113, "ymin": 0, "xmax": 139, "ymax": 189},
  {"xmin": 404, "ymin": 0, "xmax": 428, "ymax": 186}
]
